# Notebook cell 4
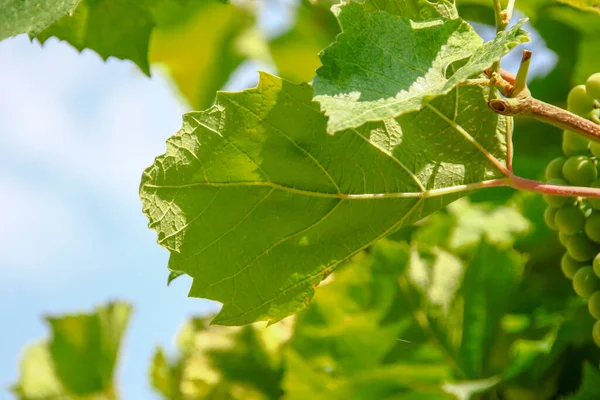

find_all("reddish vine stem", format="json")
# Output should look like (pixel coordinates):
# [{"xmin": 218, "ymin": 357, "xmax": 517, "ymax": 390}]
[
  {"xmin": 506, "ymin": 114, "xmax": 514, "ymax": 171},
  {"xmin": 508, "ymin": 175, "xmax": 600, "ymax": 199}
]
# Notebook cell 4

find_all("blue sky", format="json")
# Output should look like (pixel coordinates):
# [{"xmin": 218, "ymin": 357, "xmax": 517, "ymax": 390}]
[
  {"xmin": 0, "ymin": 36, "xmax": 225, "ymax": 399},
  {"xmin": 0, "ymin": 7, "xmax": 555, "ymax": 399}
]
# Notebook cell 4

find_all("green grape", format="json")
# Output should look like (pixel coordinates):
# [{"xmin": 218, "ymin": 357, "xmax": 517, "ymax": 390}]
[
  {"xmin": 591, "ymin": 141, "xmax": 600, "ymax": 158},
  {"xmin": 559, "ymin": 232, "xmax": 572, "ymax": 247},
  {"xmin": 588, "ymin": 180, "xmax": 600, "ymax": 210},
  {"xmin": 568, "ymin": 84, "xmax": 595, "ymax": 116},
  {"xmin": 594, "ymin": 320, "xmax": 600, "ymax": 347},
  {"xmin": 545, "ymin": 156, "xmax": 566, "ymax": 180},
  {"xmin": 562, "ymin": 155, "xmax": 598, "ymax": 186},
  {"xmin": 586, "ymin": 212, "xmax": 600, "ymax": 243},
  {"xmin": 544, "ymin": 207, "xmax": 559, "ymax": 231},
  {"xmin": 594, "ymin": 253, "xmax": 600, "ymax": 277},
  {"xmin": 573, "ymin": 266, "xmax": 600, "ymax": 298},
  {"xmin": 563, "ymin": 130, "xmax": 590, "ymax": 156},
  {"xmin": 567, "ymin": 233, "xmax": 599, "ymax": 261},
  {"xmin": 586, "ymin": 72, "xmax": 600, "ymax": 100},
  {"xmin": 555, "ymin": 204, "xmax": 585, "ymax": 234},
  {"xmin": 562, "ymin": 253, "xmax": 585, "ymax": 279},
  {"xmin": 542, "ymin": 178, "xmax": 571, "ymax": 207},
  {"xmin": 589, "ymin": 291, "xmax": 600, "ymax": 319}
]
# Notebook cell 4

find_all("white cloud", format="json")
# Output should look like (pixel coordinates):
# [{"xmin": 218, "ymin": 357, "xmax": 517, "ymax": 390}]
[
  {"xmin": 0, "ymin": 36, "xmax": 187, "ymax": 208},
  {"xmin": 0, "ymin": 36, "xmax": 188, "ymax": 283},
  {"xmin": 0, "ymin": 173, "xmax": 80, "ymax": 276}
]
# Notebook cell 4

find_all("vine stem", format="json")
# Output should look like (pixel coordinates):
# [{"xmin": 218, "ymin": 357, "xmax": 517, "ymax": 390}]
[
  {"xmin": 506, "ymin": 111, "xmax": 514, "ymax": 171},
  {"xmin": 507, "ymin": 175, "xmax": 600, "ymax": 199},
  {"xmin": 488, "ymin": 96, "xmax": 600, "ymax": 143},
  {"xmin": 490, "ymin": 1, "xmax": 517, "ymax": 171}
]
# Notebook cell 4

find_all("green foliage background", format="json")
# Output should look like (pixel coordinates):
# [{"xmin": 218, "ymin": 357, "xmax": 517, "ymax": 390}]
[{"xmin": 3, "ymin": 0, "xmax": 600, "ymax": 398}]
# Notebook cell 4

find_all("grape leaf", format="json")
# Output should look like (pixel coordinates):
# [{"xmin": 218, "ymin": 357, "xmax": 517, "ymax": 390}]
[
  {"xmin": 46, "ymin": 301, "xmax": 132, "ymax": 395},
  {"xmin": 0, "ymin": 0, "xmax": 78, "ymax": 40},
  {"xmin": 312, "ymin": 2, "xmax": 529, "ymax": 133},
  {"xmin": 140, "ymin": 72, "xmax": 508, "ymax": 326},
  {"xmin": 283, "ymin": 253, "xmax": 455, "ymax": 400},
  {"xmin": 558, "ymin": 0, "xmax": 600, "ymax": 14},
  {"xmin": 269, "ymin": 1, "xmax": 340, "ymax": 84},
  {"xmin": 150, "ymin": 0, "xmax": 256, "ymax": 109},
  {"xmin": 150, "ymin": 315, "xmax": 290, "ymax": 399},
  {"xmin": 360, "ymin": 0, "xmax": 457, "ymax": 19},
  {"xmin": 413, "ymin": 198, "xmax": 531, "ymax": 254},
  {"xmin": 33, "ymin": 0, "xmax": 164, "ymax": 75},
  {"xmin": 458, "ymin": 242, "xmax": 522, "ymax": 378},
  {"xmin": 11, "ymin": 301, "xmax": 132, "ymax": 399},
  {"xmin": 11, "ymin": 343, "xmax": 65, "ymax": 400}
]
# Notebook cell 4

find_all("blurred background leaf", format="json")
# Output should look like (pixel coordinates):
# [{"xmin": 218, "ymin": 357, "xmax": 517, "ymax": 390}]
[{"xmin": 12, "ymin": 301, "xmax": 132, "ymax": 400}]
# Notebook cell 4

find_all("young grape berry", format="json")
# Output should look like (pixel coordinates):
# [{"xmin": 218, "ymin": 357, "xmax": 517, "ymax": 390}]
[
  {"xmin": 585, "ymin": 212, "xmax": 600, "ymax": 243},
  {"xmin": 566, "ymin": 233, "xmax": 598, "ymax": 261},
  {"xmin": 567, "ymin": 84, "xmax": 595, "ymax": 117},
  {"xmin": 559, "ymin": 232, "xmax": 572, "ymax": 247},
  {"xmin": 594, "ymin": 253, "xmax": 600, "ymax": 278},
  {"xmin": 594, "ymin": 320, "xmax": 600, "ymax": 347},
  {"xmin": 562, "ymin": 253, "xmax": 584, "ymax": 279},
  {"xmin": 555, "ymin": 204, "xmax": 585, "ymax": 235},
  {"xmin": 544, "ymin": 207, "xmax": 558, "ymax": 231},
  {"xmin": 545, "ymin": 156, "xmax": 566, "ymax": 180},
  {"xmin": 573, "ymin": 266, "xmax": 600, "ymax": 298},
  {"xmin": 589, "ymin": 291, "xmax": 600, "ymax": 320},
  {"xmin": 563, "ymin": 130, "xmax": 589, "ymax": 156},
  {"xmin": 586, "ymin": 72, "xmax": 600, "ymax": 100},
  {"xmin": 562, "ymin": 155, "xmax": 597, "ymax": 186},
  {"xmin": 591, "ymin": 141, "xmax": 600, "ymax": 158},
  {"xmin": 543, "ymin": 77, "xmax": 600, "ymax": 348}
]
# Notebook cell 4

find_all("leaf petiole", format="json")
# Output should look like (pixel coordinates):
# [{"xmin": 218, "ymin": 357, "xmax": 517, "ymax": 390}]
[{"xmin": 508, "ymin": 175, "xmax": 600, "ymax": 199}]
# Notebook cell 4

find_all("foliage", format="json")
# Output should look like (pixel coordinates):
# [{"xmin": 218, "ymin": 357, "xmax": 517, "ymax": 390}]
[
  {"xmin": 11, "ymin": 302, "xmax": 132, "ymax": 400},
  {"xmin": 13, "ymin": 200, "xmax": 600, "ymax": 398},
  {"xmin": 6, "ymin": 0, "xmax": 600, "ymax": 398}
]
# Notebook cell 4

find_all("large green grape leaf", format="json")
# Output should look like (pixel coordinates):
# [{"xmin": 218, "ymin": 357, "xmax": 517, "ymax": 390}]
[
  {"xmin": 140, "ymin": 72, "xmax": 509, "ymax": 326},
  {"xmin": 11, "ymin": 301, "xmax": 132, "ymax": 399},
  {"xmin": 150, "ymin": 0, "xmax": 257, "ymax": 109},
  {"xmin": 312, "ymin": 2, "xmax": 529, "ymax": 133},
  {"xmin": 0, "ymin": 0, "xmax": 78, "ymax": 40}
]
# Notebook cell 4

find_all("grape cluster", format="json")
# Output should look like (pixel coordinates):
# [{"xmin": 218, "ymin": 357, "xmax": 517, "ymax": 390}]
[{"xmin": 544, "ymin": 74, "xmax": 600, "ymax": 348}]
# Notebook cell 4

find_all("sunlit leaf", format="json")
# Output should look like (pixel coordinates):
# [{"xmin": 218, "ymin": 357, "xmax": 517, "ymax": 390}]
[
  {"xmin": 312, "ymin": 2, "xmax": 528, "ymax": 133},
  {"xmin": 0, "ymin": 0, "xmax": 78, "ymax": 40},
  {"xmin": 140, "ymin": 72, "xmax": 508, "ymax": 326}
]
